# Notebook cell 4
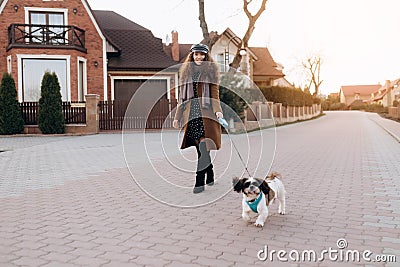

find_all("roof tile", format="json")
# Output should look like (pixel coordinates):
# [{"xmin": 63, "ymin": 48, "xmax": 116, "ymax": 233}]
[{"xmin": 93, "ymin": 10, "xmax": 177, "ymax": 70}]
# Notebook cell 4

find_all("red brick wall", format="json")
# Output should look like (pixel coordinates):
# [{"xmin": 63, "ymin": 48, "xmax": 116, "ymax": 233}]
[{"xmin": 0, "ymin": 0, "xmax": 105, "ymax": 100}]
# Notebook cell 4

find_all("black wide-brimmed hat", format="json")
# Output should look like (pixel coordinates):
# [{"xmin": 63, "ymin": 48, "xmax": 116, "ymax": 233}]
[{"xmin": 190, "ymin": 43, "xmax": 209, "ymax": 54}]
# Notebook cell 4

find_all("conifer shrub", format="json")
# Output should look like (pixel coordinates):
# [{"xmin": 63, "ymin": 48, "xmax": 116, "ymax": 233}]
[
  {"xmin": 38, "ymin": 72, "xmax": 65, "ymax": 134},
  {"xmin": 0, "ymin": 73, "xmax": 24, "ymax": 135}
]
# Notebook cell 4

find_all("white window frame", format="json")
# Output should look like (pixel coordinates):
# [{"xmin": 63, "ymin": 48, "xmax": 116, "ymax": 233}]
[
  {"xmin": 17, "ymin": 54, "xmax": 71, "ymax": 102},
  {"xmin": 77, "ymin": 57, "xmax": 87, "ymax": 101},
  {"xmin": 7, "ymin": 55, "xmax": 12, "ymax": 73},
  {"xmin": 24, "ymin": 7, "xmax": 68, "ymax": 43},
  {"xmin": 24, "ymin": 7, "xmax": 68, "ymax": 25}
]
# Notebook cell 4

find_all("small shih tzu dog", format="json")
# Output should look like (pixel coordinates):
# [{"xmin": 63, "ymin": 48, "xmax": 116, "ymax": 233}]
[{"xmin": 232, "ymin": 172, "xmax": 286, "ymax": 227}]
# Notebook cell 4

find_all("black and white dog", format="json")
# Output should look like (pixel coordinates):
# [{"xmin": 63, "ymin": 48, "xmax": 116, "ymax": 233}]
[{"xmin": 232, "ymin": 172, "xmax": 286, "ymax": 227}]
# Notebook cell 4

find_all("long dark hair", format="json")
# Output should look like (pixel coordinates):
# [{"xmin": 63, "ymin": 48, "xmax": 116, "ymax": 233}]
[{"xmin": 179, "ymin": 51, "xmax": 219, "ymax": 84}]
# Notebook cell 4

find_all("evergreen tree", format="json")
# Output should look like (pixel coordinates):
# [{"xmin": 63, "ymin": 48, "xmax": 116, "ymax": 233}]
[
  {"xmin": 219, "ymin": 74, "xmax": 248, "ymax": 122},
  {"xmin": 0, "ymin": 73, "xmax": 24, "ymax": 135},
  {"xmin": 38, "ymin": 72, "xmax": 65, "ymax": 134}
]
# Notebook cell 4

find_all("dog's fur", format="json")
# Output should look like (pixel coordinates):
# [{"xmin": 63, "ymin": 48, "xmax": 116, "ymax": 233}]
[{"xmin": 232, "ymin": 172, "xmax": 286, "ymax": 227}]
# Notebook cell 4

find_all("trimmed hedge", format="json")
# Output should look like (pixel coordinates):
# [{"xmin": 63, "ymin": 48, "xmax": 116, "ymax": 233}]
[
  {"xmin": 0, "ymin": 73, "xmax": 24, "ymax": 135},
  {"xmin": 38, "ymin": 72, "xmax": 65, "ymax": 134},
  {"xmin": 259, "ymin": 86, "xmax": 319, "ymax": 107}
]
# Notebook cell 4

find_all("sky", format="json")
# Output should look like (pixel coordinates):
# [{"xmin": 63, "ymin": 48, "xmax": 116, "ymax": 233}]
[{"xmin": 89, "ymin": 0, "xmax": 400, "ymax": 96}]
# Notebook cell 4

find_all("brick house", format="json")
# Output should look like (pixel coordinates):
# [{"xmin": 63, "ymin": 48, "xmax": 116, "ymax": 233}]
[
  {"xmin": 1, "ymin": 0, "xmax": 179, "ymax": 104},
  {"xmin": 1, "ymin": 0, "xmax": 107, "ymax": 102}
]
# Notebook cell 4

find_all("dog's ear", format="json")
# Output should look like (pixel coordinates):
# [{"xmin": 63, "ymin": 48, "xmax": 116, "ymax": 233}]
[
  {"xmin": 256, "ymin": 178, "xmax": 270, "ymax": 195},
  {"xmin": 267, "ymin": 171, "xmax": 281, "ymax": 180},
  {"xmin": 232, "ymin": 177, "xmax": 246, "ymax": 193}
]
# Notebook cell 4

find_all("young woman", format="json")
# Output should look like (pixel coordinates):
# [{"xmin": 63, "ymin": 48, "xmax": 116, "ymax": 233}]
[{"xmin": 173, "ymin": 43, "xmax": 224, "ymax": 193}]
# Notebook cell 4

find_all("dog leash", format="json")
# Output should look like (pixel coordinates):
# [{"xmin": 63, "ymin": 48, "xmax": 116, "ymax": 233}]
[{"xmin": 218, "ymin": 117, "xmax": 253, "ymax": 177}]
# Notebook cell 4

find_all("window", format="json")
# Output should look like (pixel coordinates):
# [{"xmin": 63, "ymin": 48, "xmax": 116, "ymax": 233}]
[
  {"xmin": 29, "ymin": 12, "xmax": 64, "ymax": 44},
  {"xmin": 215, "ymin": 52, "xmax": 235, "ymax": 72},
  {"xmin": 7, "ymin": 56, "xmax": 12, "ymax": 73},
  {"xmin": 216, "ymin": 53, "xmax": 225, "ymax": 72},
  {"xmin": 22, "ymin": 59, "xmax": 68, "ymax": 102},
  {"xmin": 77, "ymin": 58, "xmax": 87, "ymax": 101}
]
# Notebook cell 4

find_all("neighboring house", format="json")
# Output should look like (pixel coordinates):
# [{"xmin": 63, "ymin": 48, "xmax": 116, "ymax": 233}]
[
  {"xmin": 210, "ymin": 28, "xmax": 285, "ymax": 88},
  {"xmin": 249, "ymin": 47, "xmax": 285, "ymax": 88},
  {"xmin": 273, "ymin": 63, "xmax": 294, "ymax": 88},
  {"xmin": 0, "ymin": 0, "xmax": 178, "ymax": 104},
  {"xmin": 339, "ymin": 85, "xmax": 381, "ymax": 106},
  {"xmin": 370, "ymin": 79, "xmax": 400, "ymax": 107}
]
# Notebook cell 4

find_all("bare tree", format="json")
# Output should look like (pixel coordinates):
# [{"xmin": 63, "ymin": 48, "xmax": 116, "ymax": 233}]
[
  {"xmin": 302, "ymin": 55, "xmax": 323, "ymax": 96},
  {"xmin": 197, "ymin": 0, "xmax": 268, "ymax": 66},
  {"xmin": 197, "ymin": 0, "xmax": 219, "ymax": 48},
  {"xmin": 229, "ymin": 0, "xmax": 268, "ymax": 71}
]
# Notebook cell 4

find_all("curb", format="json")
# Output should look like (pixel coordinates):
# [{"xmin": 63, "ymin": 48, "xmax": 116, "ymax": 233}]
[{"xmin": 370, "ymin": 116, "xmax": 400, "ymax": 143}]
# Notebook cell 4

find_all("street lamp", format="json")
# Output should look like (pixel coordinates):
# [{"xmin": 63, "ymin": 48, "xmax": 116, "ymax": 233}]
[{"xmin": 224, "ymin": 35, "xmax": 246, "ymax": 72}]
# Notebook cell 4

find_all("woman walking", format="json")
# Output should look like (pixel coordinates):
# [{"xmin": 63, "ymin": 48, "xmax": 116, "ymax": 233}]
[{"xmin": 173, "ymin": 43, "xmax": 224, "ymax": 193}]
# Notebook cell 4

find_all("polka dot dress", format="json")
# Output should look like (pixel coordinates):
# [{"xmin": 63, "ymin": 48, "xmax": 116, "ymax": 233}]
[{"xmin": 186, "ymin": 71, "xmax": 205, "ymax": 141}]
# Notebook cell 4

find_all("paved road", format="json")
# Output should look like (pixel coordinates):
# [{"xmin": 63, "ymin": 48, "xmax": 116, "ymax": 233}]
[{"xmin": 0, "ymin": 111, "xmax": 399, "ymax": 266}]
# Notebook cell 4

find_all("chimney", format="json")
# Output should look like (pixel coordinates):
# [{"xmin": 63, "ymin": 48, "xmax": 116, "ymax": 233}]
[{"xmin": 171, "ymin": 31, "xmax": 180, "ymax": 62}]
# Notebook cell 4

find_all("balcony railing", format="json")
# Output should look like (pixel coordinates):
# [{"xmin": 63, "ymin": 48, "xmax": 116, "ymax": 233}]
[{"xmin": 8, "ymin": 24, "xmax": 86, "ymax": 53}]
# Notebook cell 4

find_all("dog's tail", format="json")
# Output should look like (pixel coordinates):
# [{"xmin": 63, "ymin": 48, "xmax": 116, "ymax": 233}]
[{"xmin": 266, "ymin": 171, "xmax": 281, "ymax": 180}]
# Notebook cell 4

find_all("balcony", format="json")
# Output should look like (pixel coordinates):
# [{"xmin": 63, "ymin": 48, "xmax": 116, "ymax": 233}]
[{"xmin": 7, "ymin": 24, "xmax": 86, "ymax": 53}]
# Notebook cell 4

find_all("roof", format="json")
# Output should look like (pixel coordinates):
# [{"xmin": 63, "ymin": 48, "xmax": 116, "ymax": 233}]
[
  {"xmin": 93, "ymin": 10, "xmax": 177, "ymax": 71},
  {"xmin": 163, "ymin": 43, "xmax": 192, "ymax": 62},
  {"xmin": 372, "ymin": 88, "xmax": 387, "ymax": 101},
  {"xmin": 340, "ymin": 85, "xmax": 381, "ymax": 96},
  {"xmin": 250, "ymin": 47, "xmax": 284, "ymax": 77}
]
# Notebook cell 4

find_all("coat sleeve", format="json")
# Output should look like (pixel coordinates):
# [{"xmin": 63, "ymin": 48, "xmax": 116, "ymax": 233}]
[
  {"xmin": 210, "ymin": 83, "xmax": 222, "ymax": 115},
  {"xmin": 174, "ymin": 97, "xmax": 184, "ymax": 122}
]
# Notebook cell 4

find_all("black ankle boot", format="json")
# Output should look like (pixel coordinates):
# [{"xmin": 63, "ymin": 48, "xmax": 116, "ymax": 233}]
[
  {"xmin": 193, "ymin": 170, "xmax": 205, "ymax": 193},
  {"xmin": 206, "ymin": 164, "xmax": 214, "ymax": 186}
]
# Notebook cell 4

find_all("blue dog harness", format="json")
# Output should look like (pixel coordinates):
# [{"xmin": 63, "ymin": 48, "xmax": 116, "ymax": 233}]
[{"xmin": 246, "ymin": 194, "xmax": 262, "ymax": 213}]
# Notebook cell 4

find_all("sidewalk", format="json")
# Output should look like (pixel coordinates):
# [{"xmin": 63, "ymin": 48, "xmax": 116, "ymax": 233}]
[
  {"xmin": 367, "ymin": 112, "xmax": 400, "ymax": 143},
  {"xmin": 0, "ymin": 111, "xmax": 399, "ymax": 266}
]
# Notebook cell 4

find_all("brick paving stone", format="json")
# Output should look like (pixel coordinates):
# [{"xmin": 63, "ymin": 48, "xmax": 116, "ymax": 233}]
[
  {"xmin": 131, "ymin": 256, "xmax": 171, "ymax": 266},
  {"xmin": 40, "ymin": 262, "xmax": 77, "ymax": 267},
  {"xmin": 98, "ymin": 251, "xmax": 137, "ymax": 262},
  {"xmin": 70, "ymin": 256, "xmax": 110, "ymax": 266},
  {"xmin": 12, "ymin": 256, "xmax": 49, "ymax": 267},
  {"xmin": 40, "ymin": 252, "xmax": 77, "ymax": 263}
]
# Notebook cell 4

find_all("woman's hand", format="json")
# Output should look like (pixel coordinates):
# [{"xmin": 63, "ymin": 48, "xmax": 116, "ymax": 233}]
[
  {"xmin": 215, "ymin": 112, "xmax": 223, "ymax": 119},
  {"xmin": 173, "ymin": 119, "xmax": 179, "ymax": 129}
]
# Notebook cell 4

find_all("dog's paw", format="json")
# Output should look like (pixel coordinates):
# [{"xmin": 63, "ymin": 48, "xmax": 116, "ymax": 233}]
[
  {"xmin": 254, "ymin": 221, "xmax": 264, "ymax": 227},
  {"xmin": 242, "ymin": 214, "xmax": 251, "ymax": 222},
  {"xmin": 279, "ymin": 210, "xmax": 286, "ymax": 215}
]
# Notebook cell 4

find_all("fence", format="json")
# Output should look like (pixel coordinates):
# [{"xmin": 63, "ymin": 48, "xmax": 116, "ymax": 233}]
[
  {"xmin": 388, "ymin": 106, "xmax": 400, "ymax": 119},
  {"xmin": 98, "ymin": 98, "xmax": 177, "ymax": 130},
  {"xmin": 241, "ymin": 101, "xmax": 322, "ymax": 131},
  {"xmin": 19, "ymin": 102, "xmax": 86, "ymax": 125}
]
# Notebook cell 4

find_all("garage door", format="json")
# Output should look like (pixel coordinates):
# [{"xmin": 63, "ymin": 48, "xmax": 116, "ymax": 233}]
[{"xmin": 111, "ymin": 79, "xmax": 170, "ymax": 129}]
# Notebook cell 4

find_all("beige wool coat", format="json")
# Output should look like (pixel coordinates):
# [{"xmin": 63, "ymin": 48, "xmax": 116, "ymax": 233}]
[{"xmin": 174, "ymin": 81, "xmax": 222, "ymax": 151}]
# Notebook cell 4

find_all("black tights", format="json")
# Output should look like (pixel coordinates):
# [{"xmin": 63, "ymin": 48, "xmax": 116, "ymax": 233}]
[{"xmin": 195, "ymin": 140, "xmax": 211, "ymax": 173}]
